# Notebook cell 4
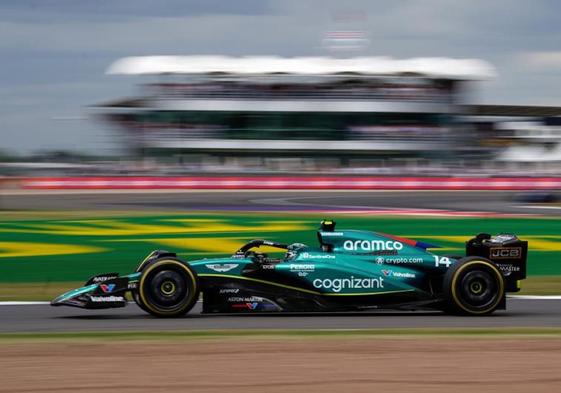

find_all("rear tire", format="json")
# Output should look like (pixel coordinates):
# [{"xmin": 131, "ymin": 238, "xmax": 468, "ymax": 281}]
[
  {"xmin": 138, "ymin": 258, "xmax": 199, "ymax": 318},
  {"xmin": 443, "ymin": 257, "xmax": 505, "ymax": 315}
]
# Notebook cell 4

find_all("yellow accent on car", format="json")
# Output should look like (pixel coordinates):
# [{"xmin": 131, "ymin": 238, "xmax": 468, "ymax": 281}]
[{"xmin": 160, "ymin": 281, "xmax": 176, "ymax": 295}]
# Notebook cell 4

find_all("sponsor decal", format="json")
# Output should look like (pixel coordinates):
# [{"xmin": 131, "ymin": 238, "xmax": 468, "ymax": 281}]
[
  {"xmin": 381, "ymin": 269, "xmax": 416, "ymax": 279},
  {"xmin": 433, "ymin": 255, "xmax": 452, "ymax": 267},
  {"xmin": 90, "ymin": 295, "xmax": 125, "ymax": 302},
  {"xmin": 313, "ymin": 276, "xmax": 384, "ymax": 293},
  {"xmin": 490, "ymin": 247, "xmax": 522, "ymax": 259},
  {"xmin": 205, "ymin": 263, "xmax": 239, "ymax": 273},
  {"xmin": 229, "ymin": 296, "xmax": 263, "ymax": 309},
  {"xmin": 128, "ymin": 282, "xmax": 137, "ymax": 290},
  {"xmin": 319, "ymin": 231, "xmax": 344, "ymax": 237},
  {"xmin": 261, "ymin": 264, "xmax": 275, "ymax": 270},
  {"xmin": 496, "ymin": 264, "xmax": 521, "ymax": 276},
  {"xmin": 228, "ymin": 296, "xmax": 279, "ymax": 311},
  {"xmin": 300, "ymin": 252, "xmax": 335, "ymax": 260},
  {"xmin": 227, "ymin": 296, "xmax": 262, "ymax": 302},
  {"xmin": 382, "ymin": 257, "xmax": 423, "ymax": 264},
  {"xmin": 289, "ymin": 263, "xmax": 315, "ymax": 277},
  {"xmin": 373, "ymin": 250, "xmax": 398, "ymax": 256},
  {"xmin": 92, "ymin": 275, "xmax": 118, "ymax": 283},
  {"xmin": 232, "ymin": 302, "xmax": 259, "ymax": 310},
  {"xmin": 219, "ymin": 288, "xmax": 240, "ymax": 294},
  {"xmin": 343, "ymin": 239, "xmax": 403, "ymax": 252},
  {"xmin": 99, "ymin": 283, "xmax": 116, "ymax": 293}
]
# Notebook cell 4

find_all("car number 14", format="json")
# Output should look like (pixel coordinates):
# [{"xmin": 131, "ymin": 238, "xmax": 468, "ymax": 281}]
[{"xmin": 433, "ymin": 255, "xmax": 452, "ymax": 267}]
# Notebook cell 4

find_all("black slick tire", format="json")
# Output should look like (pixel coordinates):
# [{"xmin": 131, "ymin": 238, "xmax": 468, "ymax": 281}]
[
  {"xmin": 137, "ymin": 258, "xmax": 199, "ymax": 318},
  {"xmin": 443, "ymin": 256, "xmax": 505, "ymax": 315}
]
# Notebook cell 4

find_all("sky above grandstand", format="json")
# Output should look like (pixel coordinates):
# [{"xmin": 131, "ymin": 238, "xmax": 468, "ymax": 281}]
[{"xmin": 2, "ymin": 0, "xmax": 561, "ymax": 154}]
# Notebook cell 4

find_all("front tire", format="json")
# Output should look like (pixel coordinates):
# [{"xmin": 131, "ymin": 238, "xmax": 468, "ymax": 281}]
[
  {"xmin": 443, "ymin": 257, "xmax": 505, "ymax": 315},
  {"xmin": 131, "ymin": 291, "xmax": 150, "ymax": 314},
  {"xmin": 138, "ymin": 258, "xmax": 199, "ymax": 318}
]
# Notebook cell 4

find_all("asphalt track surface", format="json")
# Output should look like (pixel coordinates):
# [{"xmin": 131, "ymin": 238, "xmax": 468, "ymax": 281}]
[
  {"xmin": 2, "ymin": 189, "xmax": 560, "ymax": 215},
  {"xmin": 1, "ymin": 298, "xmax": 560, "ymax": 333}
]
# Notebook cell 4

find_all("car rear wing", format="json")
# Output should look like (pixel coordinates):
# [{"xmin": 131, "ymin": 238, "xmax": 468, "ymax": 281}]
[{"xmin": 466, "ymin": 233, "xmax": 527, "ymax": 292}]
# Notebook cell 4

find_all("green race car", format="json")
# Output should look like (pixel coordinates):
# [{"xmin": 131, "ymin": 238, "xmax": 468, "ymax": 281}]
[{"xmin": 52, "ymin": 220, "xmax": 527, "ymax": 317}]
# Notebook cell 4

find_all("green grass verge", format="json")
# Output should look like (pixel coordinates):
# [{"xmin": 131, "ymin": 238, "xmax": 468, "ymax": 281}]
[
  {"xmin": 2, "ymin": 327, "xmax": 561, "ymax": 343},
  {"xmin": 0, "ymin": 282, "xmax": 82, "ymax": 301},
  {"xmin": 520, "ymin": 275, "xmax": 561, "ymax": 295},
  {"xmin": 1, "ymin": 211, "xmax": 561, "ymax": 296}
]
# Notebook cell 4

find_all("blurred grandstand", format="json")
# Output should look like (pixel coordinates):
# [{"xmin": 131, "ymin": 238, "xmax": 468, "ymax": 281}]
[
  {"xmin": 91, "ymin": 55, "xmax": 560, "ymax": 176},
  {"xmin": 94, "ymin": 56, "xmax": 482, "ymax": 175},
  {"xmin": 3, "ymin": 55, "xmax": 561, "ymax": 177}
]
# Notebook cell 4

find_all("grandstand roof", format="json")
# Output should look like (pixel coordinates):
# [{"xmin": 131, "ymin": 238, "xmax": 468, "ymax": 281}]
[{"xmin": 106, "ymin": 56, "xmax": 496, "ymax": 80}]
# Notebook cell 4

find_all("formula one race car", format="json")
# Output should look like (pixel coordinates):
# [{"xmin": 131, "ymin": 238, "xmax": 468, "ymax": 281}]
[{"xmin": 52, "ymin": 220, "xmax": 528, "ymax": 317}]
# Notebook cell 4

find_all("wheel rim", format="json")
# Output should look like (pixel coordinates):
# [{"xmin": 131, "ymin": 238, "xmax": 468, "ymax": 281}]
[
  {"xmin": 160, "ymin": 280, "xmax": 177, "ymax": 296},
  {"xmin": 458, "ymin": 269, "xmax": 499, "ymax": 311}
]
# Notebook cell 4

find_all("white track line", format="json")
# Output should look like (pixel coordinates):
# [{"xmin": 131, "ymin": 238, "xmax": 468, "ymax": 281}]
[{"xmin": 515, "ymin": 205, "xmax": 561, "ymax": 210}]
